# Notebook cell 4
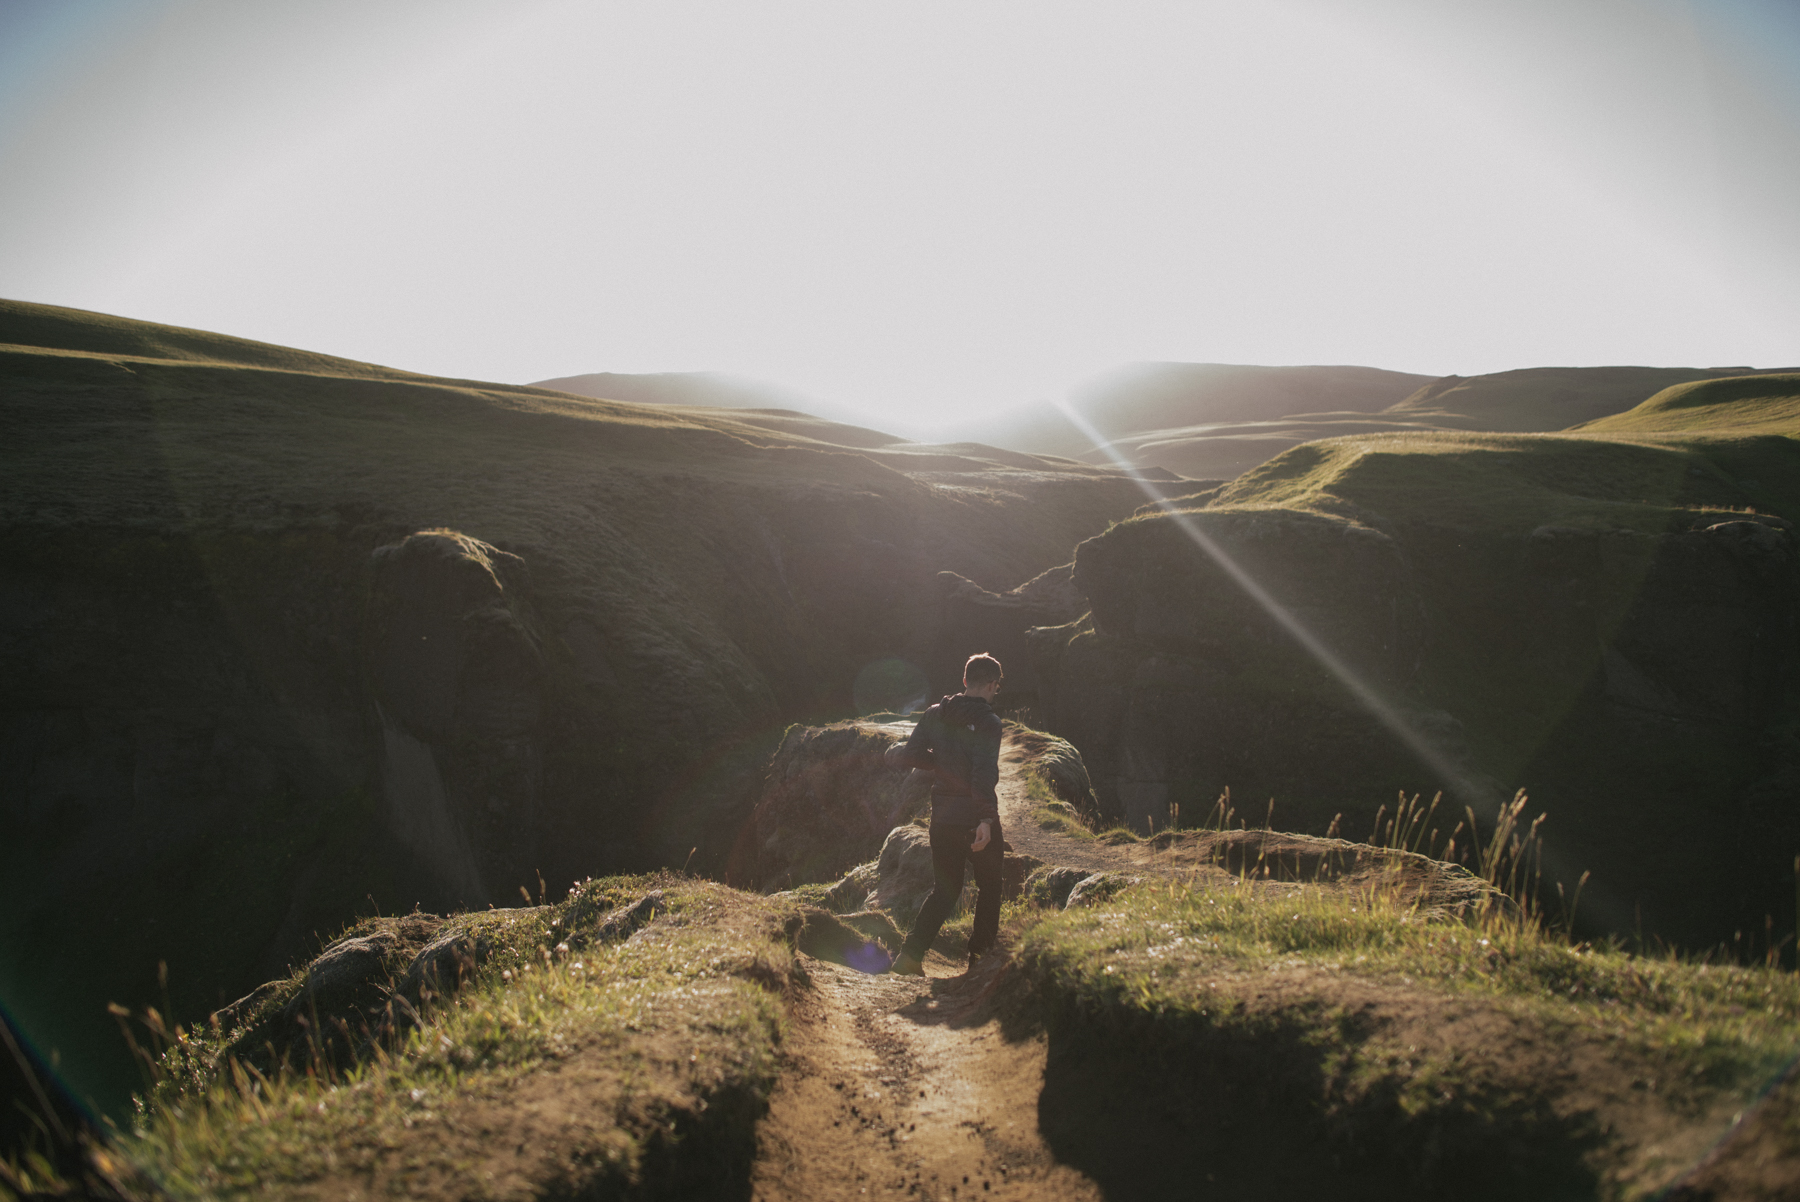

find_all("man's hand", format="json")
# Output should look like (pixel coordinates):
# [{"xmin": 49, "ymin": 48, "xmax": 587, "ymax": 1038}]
[{"xmin": 970, "ymin": 820, "xmax": 992, "ymax": 853}]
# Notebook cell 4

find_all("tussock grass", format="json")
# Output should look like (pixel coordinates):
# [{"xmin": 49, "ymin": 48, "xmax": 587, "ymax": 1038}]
[{"xmin": 80, "ymin": 875, "xmax": 799, "ymax": 1200}]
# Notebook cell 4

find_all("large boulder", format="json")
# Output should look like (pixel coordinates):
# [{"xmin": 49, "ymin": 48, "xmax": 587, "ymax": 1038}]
[
  {"xmin": 874, "ymin": 825, "xmax": 939, "ymax": 919},
  {"xmin": 925, "ymin": 564, "xmax": 1088, "ymax": 706},
  {"xmin": 1003, "ymin": 723, "xmax": 1110, "ymax": 825},
  {"xmin": 869, "ymin": 825, "xmax": 1041, "ymax": 926},
  {"xmin": 728, "ymin": 722, "xmax": 929, "ymax": 891}
]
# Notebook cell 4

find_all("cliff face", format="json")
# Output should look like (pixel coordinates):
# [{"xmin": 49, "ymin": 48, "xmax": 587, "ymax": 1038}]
[
  {"xmin": 1032, "ymin": 508, "xmax": 1443, "ymax": 835},
  {"xmin": 1027, "ymin": 433, "xmax": 1800, "ymax": 954}
]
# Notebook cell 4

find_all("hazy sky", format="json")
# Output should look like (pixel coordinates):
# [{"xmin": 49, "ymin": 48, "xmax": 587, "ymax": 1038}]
[{"xmin": 2, "ymin": 0, "xmax": 1797, "ymax": 426}]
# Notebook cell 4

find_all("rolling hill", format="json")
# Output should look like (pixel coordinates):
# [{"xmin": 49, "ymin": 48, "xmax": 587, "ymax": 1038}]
[{"xmin": 935, "ymin": 361, "xmax": 1799, "ymax": 480}]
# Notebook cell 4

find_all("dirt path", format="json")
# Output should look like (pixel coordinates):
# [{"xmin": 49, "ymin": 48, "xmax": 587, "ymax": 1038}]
[
  {"xmin": 751, "ymin": 956, "xmax": 1101, "ymax": 1202},
  {"xmin": 991, "ymin": 733, "xmax": 1138, "ymax": 876},
  {"xmin": 753, "ymin": 729, "xmax": 1111, "ymax": 1201}
]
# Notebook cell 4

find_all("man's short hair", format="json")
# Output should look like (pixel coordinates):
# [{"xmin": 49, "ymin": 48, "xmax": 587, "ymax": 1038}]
[{"xmin": 963, "ymin": 653, "xmax": 1003, "ymax": 686}]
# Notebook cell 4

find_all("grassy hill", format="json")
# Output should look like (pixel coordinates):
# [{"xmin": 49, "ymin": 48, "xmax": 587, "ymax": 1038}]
[
  {"xmin": 0, "ymin": 298, "xmax": 1152, "ymax": 1134},
  {"xmin": 0, "ymin": 298, "xmax": 443, "ymax": 382},
  {"xmin": 934, "ymin": 362, "xmax": 1799, "ymax": 481},
  {"xmin": 1577, "ymin": 372, "xmax": 1800, "ymax": 438},
  {"xmin": 1385, "ymin": 365, "xmax": 1794, "ymax": 432}
]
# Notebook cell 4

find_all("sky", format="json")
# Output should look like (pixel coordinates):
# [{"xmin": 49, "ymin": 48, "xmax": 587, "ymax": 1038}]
[{"xmin": 1, "ymin": 0, "xmax": 1797, "ymax": 427}]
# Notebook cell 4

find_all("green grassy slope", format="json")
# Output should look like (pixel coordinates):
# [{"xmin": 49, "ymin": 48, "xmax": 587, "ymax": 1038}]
[
  {"xmin": 62, "ymin": 868, "xmax": 1800, "ymax": 1201},
  {"xmin": 40, "ymin": 875, "xmax": 799, "ymax": 1200},
  {"xmin": 1017, "ymin": 876, "xmax": 1800, "ymax": 1200},
  {"xmin": 1216, "ymin": 428, "xmax": 1775, "ymax": 534},
  {"xmin": 1094, "ymin": 366, "xmax": 1800, "ymax": 481},
  {"xmin": 1216, "ymin": 372, "xmax": 1800, "ymax": 536},
  {"xmin": 0, "ymin": 298, "xmax": 439, "ymax": 381},
  {"xmin": 1576, "ymin": 372, "xmax": 1800, "ymax": 437}
]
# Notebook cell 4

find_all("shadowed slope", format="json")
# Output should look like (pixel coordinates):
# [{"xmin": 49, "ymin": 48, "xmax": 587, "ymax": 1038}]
[{"xmin": 0, "ymin": 299, "xmax": 1152, "ymax": 1132}]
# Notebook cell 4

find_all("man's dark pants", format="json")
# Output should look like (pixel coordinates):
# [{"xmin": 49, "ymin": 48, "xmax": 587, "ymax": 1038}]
[{"xmin": 901, "ymin": 819, "xmax": 1004, "ymax": 962}]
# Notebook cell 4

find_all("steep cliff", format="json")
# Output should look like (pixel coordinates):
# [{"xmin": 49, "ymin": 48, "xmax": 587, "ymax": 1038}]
[{"xmin": 1028, "ymin": 411, "xmax": 1800, "ymax": 955}]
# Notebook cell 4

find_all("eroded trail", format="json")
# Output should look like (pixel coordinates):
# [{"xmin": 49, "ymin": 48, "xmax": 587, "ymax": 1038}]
[
  {"xmin": 751, "ymin": 956, "xmax": 1101, "ymax": 1202},
  {"xmin": 753, "ymin": 729, "xmax": 1107, "ymax": 1201}
]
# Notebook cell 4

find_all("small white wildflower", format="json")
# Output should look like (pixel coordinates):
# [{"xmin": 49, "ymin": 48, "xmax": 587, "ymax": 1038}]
[{"xmin": 410, "ymin": 1089, "xmax": 424, "ymax": 1103}]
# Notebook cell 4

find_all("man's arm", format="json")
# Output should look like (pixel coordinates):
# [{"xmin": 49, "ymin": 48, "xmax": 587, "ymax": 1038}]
[{"xmin": 883, "ymin": 710, "xmax": 937, "ymax": 772}]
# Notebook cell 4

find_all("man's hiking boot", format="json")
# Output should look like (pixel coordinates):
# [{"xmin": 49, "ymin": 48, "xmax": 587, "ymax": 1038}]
[{"xmin": 889, "ymin": 952, "xmax": 925, "ymax": 976}]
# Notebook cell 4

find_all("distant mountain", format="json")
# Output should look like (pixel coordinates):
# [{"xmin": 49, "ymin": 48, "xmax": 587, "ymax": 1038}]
[
  {"xmin": 531, "ymin": 361, "xmax": 1800, "ymax": 484},
  {"xmin": 942, "ymin": 363, "xmax": 1435, "ymax": 466},
  {"xmin": 532, "ymin": 370, "xmax": 804, "ymax": 411},
  {"xmin": 530, "ymin": 371, "xmax": 909, "ymax": 450}
]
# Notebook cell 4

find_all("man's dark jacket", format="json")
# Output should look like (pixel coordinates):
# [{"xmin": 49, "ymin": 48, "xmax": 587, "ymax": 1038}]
[{"xmin": 887, "ymin": 693, "xmax": 1002, "ymax": 826}]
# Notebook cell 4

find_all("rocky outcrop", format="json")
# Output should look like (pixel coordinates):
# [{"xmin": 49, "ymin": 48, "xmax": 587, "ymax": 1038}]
[
  {"xmin": 873, "ymin": 825, "xmax": 939, "ymax": 919},
  {"xmin": 925, "ymin": 564, "xmax": 1088, "ymax": 705},
  {"xmin": 1023, "ymin": 501, "xmax": 1800, "ymax": 953},
  {"xmin": 727, "ymin": 722, "xmax": 930, "ymax": 892},
  {"xmin": 1030, "ymin": 508, "xmax": 1445, "ymax": 834},
  {"xmin": 368, "ymin": 530, "xmax": 547, "ymax": 903},
  {"xmin": 1003, "ymin": 724, "xmax": 1108, "ymax": 826},
  {"xmin": 804, "ymin": 826, "xmax": 1043, "ymax": 928}
]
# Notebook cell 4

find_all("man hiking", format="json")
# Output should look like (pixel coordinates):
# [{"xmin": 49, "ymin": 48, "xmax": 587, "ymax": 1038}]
[{"xmin": 883, "ymin": 652, "xmax": 1005, "ymax": 976}]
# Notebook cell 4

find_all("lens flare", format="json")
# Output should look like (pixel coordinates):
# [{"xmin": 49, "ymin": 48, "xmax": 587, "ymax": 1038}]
[{"xmin": 1052, "ymin": 397, "xmax": 1481, "ymax": 802}]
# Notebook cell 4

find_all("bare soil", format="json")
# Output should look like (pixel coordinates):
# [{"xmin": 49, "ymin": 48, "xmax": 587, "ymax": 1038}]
[
  {"xmin": 750, "ymin": 732, "xmax": 1121, "ymax": 1200},
  {"xmin": 752, "ymin": 955, "xmax": 1099, "ymax": 1201}
]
